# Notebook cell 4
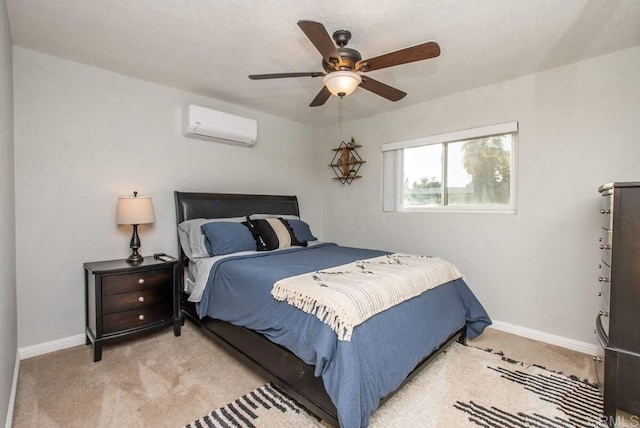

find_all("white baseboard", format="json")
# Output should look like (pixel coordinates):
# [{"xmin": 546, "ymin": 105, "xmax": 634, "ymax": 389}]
[
  {"xmin": 490, "ymin": 320, "xmax": 599, "ymax": 356},
  {"xmin": 18, "ymin": 334, "xmax": 86, "ymax": 360},
  {"xmin": 5, "ymin": 350, "xmax": 19, "ymax": 428},
  {"xmin": 15, "ymin": 321, "xmax": 598, "ymax": 362}
]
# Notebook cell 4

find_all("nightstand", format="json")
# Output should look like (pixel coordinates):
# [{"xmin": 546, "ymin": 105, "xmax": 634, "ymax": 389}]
[{"xmin": 84, "ymin": 256, "xmax": 182, "ymax": 362}]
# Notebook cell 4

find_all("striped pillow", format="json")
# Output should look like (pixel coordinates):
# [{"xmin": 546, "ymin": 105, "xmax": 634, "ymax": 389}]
[{"xmin": 247, "ymin": 218, "xmax": 307, "ymax": 251}]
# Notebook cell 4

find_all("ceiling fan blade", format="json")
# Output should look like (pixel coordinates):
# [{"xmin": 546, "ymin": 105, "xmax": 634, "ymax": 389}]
[
  {"xmin": 249, "ymin": 72, "xmax": 324, "ymax": 80},
  {"xmin": 356, "ymin": 41, "xmax": 440, "ymax": 72},
  {"xmin": 297, "ymin": 20, "xmax": 342, "ymax": 67},
  {"xmin": 359, "ymin": 76, "xmax": 407, "ymax": 102},
  {"xmin": 310, "ymin": 86, "xmax": 331, "ymax": 107}
]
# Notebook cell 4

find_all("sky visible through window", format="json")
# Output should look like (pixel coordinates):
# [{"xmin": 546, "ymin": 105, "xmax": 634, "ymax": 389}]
[{"xmin": 404, "ymin": 142, "xmax": 472, "ymax": 187}]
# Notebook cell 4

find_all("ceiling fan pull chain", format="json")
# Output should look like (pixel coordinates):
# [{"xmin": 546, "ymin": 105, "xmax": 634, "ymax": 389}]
[{"xmin": 339, "ymin": 97, "xmax": 343, "ymax": 141}]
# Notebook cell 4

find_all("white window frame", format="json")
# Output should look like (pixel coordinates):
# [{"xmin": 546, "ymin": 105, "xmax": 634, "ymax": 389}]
[{"xmin": 382, "ymin": 122, "xmax": 518, "ymax": 214}]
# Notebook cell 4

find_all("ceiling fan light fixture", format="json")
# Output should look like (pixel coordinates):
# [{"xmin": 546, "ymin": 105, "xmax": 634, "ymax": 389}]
[{"xmin": 323, "ymin": 71, "xmax": 362, "ymax": 97}]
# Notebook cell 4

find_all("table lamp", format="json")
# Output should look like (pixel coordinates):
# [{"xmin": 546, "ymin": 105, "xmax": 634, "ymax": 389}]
[{"xmin": 116, "ymin": 191, "xmax": 155, "ymax": 263}]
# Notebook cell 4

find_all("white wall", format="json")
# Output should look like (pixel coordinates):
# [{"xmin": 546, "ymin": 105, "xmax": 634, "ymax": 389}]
[
  {"xmin": 13, "ymin": 47, "xmax": 324, "ymax": 347},
  {"xmin": 0, "ymin": 0, "xmax": 17, "ymax": 424},
  {"xmin": 12, "ymin": 41, "xmax": 640, "ymax": 350},
  {"xmin": 322, "ymin": 46, "xmax": 640, "ymax": 345}
]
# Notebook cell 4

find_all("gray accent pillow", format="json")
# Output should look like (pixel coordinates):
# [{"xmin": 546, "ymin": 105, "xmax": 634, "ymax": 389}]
[{"xmin": 178, "ymin": 216, "xmax": 246, "ymax": 260}]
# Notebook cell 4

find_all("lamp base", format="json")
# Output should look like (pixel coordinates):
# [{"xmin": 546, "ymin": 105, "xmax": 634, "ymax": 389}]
[
  {"xmin": 126, "ymin": 252, "xmax": 144, "ymax": 264},
  {"xmin": 126, "ymin": 224, "xmax": 144, "ymax": 264}
]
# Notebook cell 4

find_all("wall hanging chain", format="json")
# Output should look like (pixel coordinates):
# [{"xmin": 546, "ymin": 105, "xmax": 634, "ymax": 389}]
[{"xmin": 329, "ymin": 96, "xmax": 366, "ymax": 185}]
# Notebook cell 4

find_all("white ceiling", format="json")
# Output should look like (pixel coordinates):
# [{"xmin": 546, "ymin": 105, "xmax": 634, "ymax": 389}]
[{"xmin": 6, "ymin": 0, "xmax": 640, "ymax": 126}]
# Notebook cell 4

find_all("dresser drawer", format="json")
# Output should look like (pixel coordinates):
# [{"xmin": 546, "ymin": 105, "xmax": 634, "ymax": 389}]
[
  {"xmin": 102, "ymin": 269, "xmax": 172, "ymax": 295},
  {"xmin": 599, "ymin": 278, "xmax": 611, "ymax": 311},
  {"xmin": 599, "ymin": 228, "xmax": 612, "ymax": 265},
  {"xmin": 598, "ymin": 261, "xmax": 611, "ymax": 288},
  {"xmin": 102, "ymin": 302, "xmax": 172, "ymax": 334},
  {"xmin": 594, "ymin": 341, "xmax": 605, "ymax": 395},
  {"xmin": 600, "ymin": 193, "xmax": 613, "ymax": 229},
  {"xmin": 599, "ymin": 296, "xmax": 610, "ymax": 337},
  {"xmin": 596, "ymin": 308, "xmax": 610, "ymax": 347},
  {"xmin": 102, "ymin": 287, "xmax": 170, "ymax": 315},
  {"xmin": 599, "ymin": 226, "xmax": 612, "ymax": 246}
]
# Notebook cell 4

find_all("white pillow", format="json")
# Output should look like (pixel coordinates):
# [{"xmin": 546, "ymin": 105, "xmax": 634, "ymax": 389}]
[{"xmin": 178, "ymin": 217, "xmax": 246, "ymax": 260}]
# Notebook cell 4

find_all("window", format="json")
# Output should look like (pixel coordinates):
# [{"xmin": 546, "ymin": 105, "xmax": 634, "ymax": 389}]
[{"xmin": 383, "ymin": 122, "xmax": 517, "ymax": 213}]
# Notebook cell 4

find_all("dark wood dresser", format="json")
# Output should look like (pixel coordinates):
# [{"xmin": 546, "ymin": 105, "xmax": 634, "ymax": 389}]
[
  {"xmin": 596, "ymin": 182, "xmax": 640, "ymax": 422},
  {"xmin": 84, "ymin": 256, "xmax": 182, "ymax": 362}
]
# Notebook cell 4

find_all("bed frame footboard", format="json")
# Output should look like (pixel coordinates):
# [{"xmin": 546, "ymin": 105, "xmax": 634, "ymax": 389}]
[
  {"xmin": 182, "ymin": 296, "xmax": 340, "ymax": 426},
  {"xmin": 184, "ymin": 293, "xmax": 464, "ymax": 426}
]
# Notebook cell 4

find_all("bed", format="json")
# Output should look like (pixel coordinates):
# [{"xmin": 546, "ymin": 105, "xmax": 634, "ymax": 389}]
[{"xmin": 174, "ymin": 191, "xmax": 491, "ymax": 427}]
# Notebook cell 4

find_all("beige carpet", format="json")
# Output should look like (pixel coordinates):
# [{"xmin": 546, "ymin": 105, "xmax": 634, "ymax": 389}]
[
  {"xmin": 11, "ymin": 323, "xmax": 607, "ymax": 427},
  {"xmin": 186, "ymin": 343, "xmax": 606, "ymax": 427}
]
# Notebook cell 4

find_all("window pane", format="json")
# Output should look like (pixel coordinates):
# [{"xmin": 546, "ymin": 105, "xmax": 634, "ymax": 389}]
[
  {"xmin": 446, "ymin": 135, "xmax": 511, "ymax": 205},
  {"xmin": 402, "ymin": 144, "xmax": 442, "ymax": 207}
]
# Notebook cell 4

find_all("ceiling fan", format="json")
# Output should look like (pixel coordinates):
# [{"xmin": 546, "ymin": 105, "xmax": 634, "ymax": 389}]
[{"xmin": 248, "ymin": 20, "xmax": 440, "ymax": 107}]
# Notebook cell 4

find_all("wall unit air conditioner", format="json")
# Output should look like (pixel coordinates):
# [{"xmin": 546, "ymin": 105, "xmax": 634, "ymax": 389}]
[{"xmin": 182, "ymin": 105, "xmax": 257, "ymax": 147}]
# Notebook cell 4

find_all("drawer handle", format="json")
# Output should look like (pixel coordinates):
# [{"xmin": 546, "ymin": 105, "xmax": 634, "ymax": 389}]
[
  {"xmin": 593, "ymin": 356, "xmax": 603, "ymax": 362},
  {"xmin": 599, "ymin": 209, "xmax": 611, "ymax": 214},
  {"xmin": 138, "ymin": 278, "xmax": 145, "ymax": 285},
  {"xmin": 138, "ymin": 314, "xmax": 145, "ymax": 321},
  {"xmin": 599, "ymin": 244, "xmax": 610, "ymax": 250},
  {"xmin": 598, "ymin": 264, "xmax": 602, "ymax": 269},
  {"xmin": 598, "ymin": 277, "xmax": 610, "ymax": 283},
  {"xmin": 599, "ymin": 310, "xmax": 609, "ymax": 317},
  {"xmin": 138, "ymin": 296, "xmax": 144, "ymax": 303},
  {"xmin": 598, "ymin": 292, "xmax": 602, "ymax": 297}
]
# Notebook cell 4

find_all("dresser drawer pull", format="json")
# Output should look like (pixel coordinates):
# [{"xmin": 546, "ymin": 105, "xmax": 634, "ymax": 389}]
[
  {"xmin": 598, "ymin": 277, "xmax": 610, "ymax": 283},
  {"xmin": 138, "ymin": 278, "xmax": 145, "ymax": 285},
  {"xmin": 598, "ymin": 310, "xmax": 609, "ymax": 317},
  {"xmin": 599, "ymin": 209, "xmax": 611, "ymax": 214},
  {"xmin": 138, "ymin": 314, "xmax": 145, "ymax": 321},
  {"xmin": 599, "ymin": 244, "xmax": 610, "ymax": 250},
  {"xmin": 598, "ymin": 264, "xmax": 602, "ymax": 269},
  {"xmin": 138, "ymin": 296, "xmax": 144, "ymax": 303},
  {"xmin": 598, "ymin": 292, "xmax": 602, "ymax": 296},
  {"xmin": 593, "ymin": 356, "xmax": 603, "ymax": 362}
]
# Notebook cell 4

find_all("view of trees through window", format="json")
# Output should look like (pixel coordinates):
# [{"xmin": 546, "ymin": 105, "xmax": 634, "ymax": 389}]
[{"xmin": 403, "ymin": 134, "xmax": 512, "ymax": 208}]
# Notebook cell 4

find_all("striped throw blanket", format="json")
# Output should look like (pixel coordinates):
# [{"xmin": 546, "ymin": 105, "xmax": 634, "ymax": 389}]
[{"xmin": 271, "ymin": 253, "xmax": 463, "ymax": 341}]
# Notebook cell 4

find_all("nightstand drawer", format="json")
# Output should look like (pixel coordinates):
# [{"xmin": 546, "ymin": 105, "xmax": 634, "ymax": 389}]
[
  {"xmin": 102, "ymin": 287, "xmax": 170, "ymax": 315},
  {"xmin": 102, "ymin": 269, "xmax": 172, "ymax": 295},
  {"xmin": 103, "ymin": 303, "xmax": 172, "ymax": 334}
]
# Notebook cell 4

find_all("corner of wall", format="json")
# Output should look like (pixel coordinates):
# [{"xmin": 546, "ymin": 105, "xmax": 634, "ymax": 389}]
[{"xmin": 4, "ymin": 350, "xmax": 19, "ymax": 428}]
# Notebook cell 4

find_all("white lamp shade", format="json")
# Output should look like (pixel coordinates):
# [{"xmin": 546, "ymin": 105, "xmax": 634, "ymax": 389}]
[
  {"xmin": 322, "ymin": 71, "xmax": 362, "ymax": 97},
  {"xmin": 117, "ymin": 196, "xmax": 155, "ymax": 225}
]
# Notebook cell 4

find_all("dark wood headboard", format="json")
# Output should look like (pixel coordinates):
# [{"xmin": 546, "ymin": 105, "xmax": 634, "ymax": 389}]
[{"xmin": 174, "ymin": 191, "xmax": 300, "ymax": 262}]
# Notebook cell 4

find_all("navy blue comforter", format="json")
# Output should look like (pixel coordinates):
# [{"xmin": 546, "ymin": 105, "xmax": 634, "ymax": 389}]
[{"xmin": 197, "ymin": 243, "xmax": 491, "ymax": 428}]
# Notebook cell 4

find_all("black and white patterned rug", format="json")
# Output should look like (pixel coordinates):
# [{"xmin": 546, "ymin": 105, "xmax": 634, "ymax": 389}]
[{"xmin": 183, "ymin": 343, "xmax": 606, "ymax": 428}]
